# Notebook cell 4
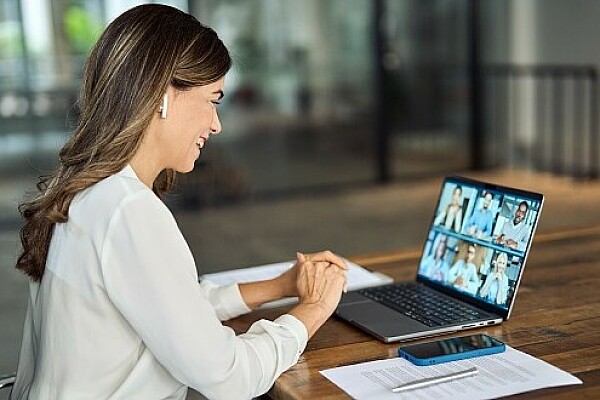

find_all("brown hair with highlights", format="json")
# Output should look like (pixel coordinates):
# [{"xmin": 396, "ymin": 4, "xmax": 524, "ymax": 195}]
[{"xmin": 17, "ymin": 4, "xmax": 231, "ymax": 281}]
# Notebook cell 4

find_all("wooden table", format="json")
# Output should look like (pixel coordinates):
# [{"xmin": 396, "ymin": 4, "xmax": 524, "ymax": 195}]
[{"xmin": 227, "ymin": 225, "xmax": 600, "ymax": 399}]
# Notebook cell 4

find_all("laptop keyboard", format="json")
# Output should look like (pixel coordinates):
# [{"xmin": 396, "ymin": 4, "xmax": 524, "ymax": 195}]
[{"xmin": 358, "ymin": 283, "xmax": 487, "ymax": 327}]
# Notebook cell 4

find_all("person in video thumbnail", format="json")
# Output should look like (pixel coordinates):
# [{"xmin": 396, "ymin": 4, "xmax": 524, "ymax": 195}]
[
  {"xmin": 495, "ymin": 201, "xmax": 529, "ymax": 251},
  {"xmin": 464, "ymin": 191, "xmax": 494, "ymax": 239},
  {"xmin": 479, "ymin": 252, "xmax": 510, "ymax": 305},
  {"xmin": 447, "ymin": 243, "xmax": 481, "ymax": 294},
  {"xmin": 434, "ymin": 186, "xmax": 464, "ymax": 232},
  {"xmin": 422, "ymin": 235, "xmax": 450, "ymax": 282}
]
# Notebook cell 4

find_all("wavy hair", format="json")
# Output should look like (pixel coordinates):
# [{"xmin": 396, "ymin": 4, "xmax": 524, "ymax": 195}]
[{"xmin": 17, "ymin": 4, "xmax": 231, "ymax": 281}]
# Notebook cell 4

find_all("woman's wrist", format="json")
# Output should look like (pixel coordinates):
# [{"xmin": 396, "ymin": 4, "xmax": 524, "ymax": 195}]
[
  {"xmin": 288, "ymin": 302, "xmax": 331, "ymax": 339},
  {"xmin": 239, "ymin": 277, "xmax": 290, "ymax": 310}
]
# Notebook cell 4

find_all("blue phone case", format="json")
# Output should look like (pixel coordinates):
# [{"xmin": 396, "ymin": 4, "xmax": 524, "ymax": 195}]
[{"xmin": 397, "ymin": 335, "xmax": 506, "ymax": 366}]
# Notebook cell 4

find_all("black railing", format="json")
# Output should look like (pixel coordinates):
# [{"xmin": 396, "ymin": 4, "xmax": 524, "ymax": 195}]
[{"xmin": 483, "ymin": 64, "xmax": 599, "ymax": 179}]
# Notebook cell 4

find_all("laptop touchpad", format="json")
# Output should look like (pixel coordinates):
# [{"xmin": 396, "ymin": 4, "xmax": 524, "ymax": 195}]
[{"xmin": 338, "ymin": 301, "xmax": 428, "ymax": 333}]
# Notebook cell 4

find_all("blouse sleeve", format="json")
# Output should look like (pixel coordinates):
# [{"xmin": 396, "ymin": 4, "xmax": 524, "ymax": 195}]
[
  {"xmin": 100, "ymin": 190, "xmax": 308, "ymax": 399},
  {"xmin": 198, "ymin": 279, "xmax": 252, "ymax": 321}
]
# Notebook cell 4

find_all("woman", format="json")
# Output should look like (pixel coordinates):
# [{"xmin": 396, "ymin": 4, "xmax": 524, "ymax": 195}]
[
  {"xmin": 11, "ymin": 5, "xmax": 347, "ymax": 400},
  {"xmin": 420, "ymin": 235, "xmax": 450, "ymax": 282},
  {"xmin": 479, "ymin": 252, "xmax": 510, "ymax": 305},
  {"xmin": 434, "ymin": 186, "xmax": 463, "ymax": 232}
]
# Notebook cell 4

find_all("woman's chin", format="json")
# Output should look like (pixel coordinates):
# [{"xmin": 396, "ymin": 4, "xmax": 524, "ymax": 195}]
[
  {"xmin": 176, "ymin": 161, "xmax": 197, "ymax": 174},
  {"xmin": 176, "ymin": 151, "xmax": 201, "ymax": 174}
]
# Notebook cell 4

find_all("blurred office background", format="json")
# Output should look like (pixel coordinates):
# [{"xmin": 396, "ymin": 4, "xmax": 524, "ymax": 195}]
[{"xmin": 3, "ymin": 0, "xmax": 600, "ymax": 398}]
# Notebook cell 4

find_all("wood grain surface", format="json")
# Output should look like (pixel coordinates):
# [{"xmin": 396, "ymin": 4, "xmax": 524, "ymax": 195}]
[{"xmin": 225, "ymin": 226, "xmax": 600, "ymax": 399}]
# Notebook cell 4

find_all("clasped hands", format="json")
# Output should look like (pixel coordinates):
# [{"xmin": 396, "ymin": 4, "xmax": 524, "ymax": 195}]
[
  {"xmin": 278, "ymin": 250, "xmax": 348, "ymax": 315},
  {"xmin": 235, "ymin": 250, "xmax": 347, "ymax": 339},
  {"xmin": 495, "ymin": 234, "xmax": 518, "ymax": 249}
]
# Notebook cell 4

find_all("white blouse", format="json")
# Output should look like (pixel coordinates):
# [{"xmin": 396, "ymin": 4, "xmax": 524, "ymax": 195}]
[{"xmin": 11, "ymin": 165, "xmax": 308, "ymax": 400}]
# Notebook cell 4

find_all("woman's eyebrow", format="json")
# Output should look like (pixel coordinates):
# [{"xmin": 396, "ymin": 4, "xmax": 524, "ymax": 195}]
[{"xmin": 213, "ymin": 90, "xmax": 224, "ymax": 100}]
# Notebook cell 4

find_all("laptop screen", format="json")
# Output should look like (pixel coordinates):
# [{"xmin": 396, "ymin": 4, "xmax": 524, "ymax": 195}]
[{"xmin": 416, "ymin": 176, "xmax": 543, "ymax": 316}]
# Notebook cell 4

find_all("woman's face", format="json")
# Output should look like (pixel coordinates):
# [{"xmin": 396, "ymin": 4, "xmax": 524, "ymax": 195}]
[
  {"xmin": 452, "ymin": 188, "xmax": 462, "ymax": 205},
  {"xmin": 436, "ymin": 240, "xmax": 446, "ymax": 258},
  {"xmin": 157, "ymin": 77, "xmax": 225, "ymax": 173},
  {"xmin": 496, "ymin": 256, "xmax": 507, "ymax": 272}
]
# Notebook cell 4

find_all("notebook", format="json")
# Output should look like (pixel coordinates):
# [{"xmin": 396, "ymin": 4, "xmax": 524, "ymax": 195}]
[{"xmin": 336, "ymin": 176, "xmax": 544, "ymax": 342}]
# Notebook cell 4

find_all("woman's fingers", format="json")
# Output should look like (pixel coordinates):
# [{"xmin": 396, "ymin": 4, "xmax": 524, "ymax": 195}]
[
  {"xmin": 315, "ymin": 261, "xmax": 347, "ymax": 289},
  {"xmin": 296, "ymin": 252, "xmax": 306, "ymax": 263},
  {"xmin": 294, "ymin": 252, "xmax": 348, "ymax": 303},
  {"xmin": 303, "ymin": 250, "xmax": 348, "ymax": 271}
]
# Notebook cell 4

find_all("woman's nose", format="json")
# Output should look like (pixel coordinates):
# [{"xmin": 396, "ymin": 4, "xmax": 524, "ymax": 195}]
[{"xmin": 210, "ymin": 109, "xmax": 222, "ymax": 134}]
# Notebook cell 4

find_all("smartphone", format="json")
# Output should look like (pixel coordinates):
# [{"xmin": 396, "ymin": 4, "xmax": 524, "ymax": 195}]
[{"xmin": 397, "ymin": 334, "xmax": 505, "ymax": 366}]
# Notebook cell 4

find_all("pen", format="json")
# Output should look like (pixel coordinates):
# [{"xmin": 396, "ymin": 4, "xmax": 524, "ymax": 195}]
[{"xmin": 391, "ymin": 366, "xmax": 478, "ymax": 393}]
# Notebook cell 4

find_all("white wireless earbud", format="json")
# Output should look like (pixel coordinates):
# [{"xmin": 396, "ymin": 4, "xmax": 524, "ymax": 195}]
[{"xmin": 160, "ymin": 94, "xmax": 168, "ymax": 119}]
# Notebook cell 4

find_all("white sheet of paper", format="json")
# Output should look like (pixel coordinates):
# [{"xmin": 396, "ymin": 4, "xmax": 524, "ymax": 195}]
[
  {"xmin": 200, "ymin": 260, "xmax": 393, "ymax": 308},
  {"xmin": 320, "ymin": 345, "xmax": 581, "ymax": 400}
]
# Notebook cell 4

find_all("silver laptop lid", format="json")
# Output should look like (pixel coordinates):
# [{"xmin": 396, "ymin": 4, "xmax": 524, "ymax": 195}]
[{"xmin": 416, "ymin": 176, "xmax": 544, "ymax": 319}]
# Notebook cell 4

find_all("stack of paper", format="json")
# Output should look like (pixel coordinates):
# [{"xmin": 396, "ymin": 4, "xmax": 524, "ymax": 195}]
[
  {"xmin": 320, "ymin": 345, "xmax": 582, "ymax": 400},
  {"xmin": 200, "ymin": 260, "xmax": 393, "ymax": 308}
]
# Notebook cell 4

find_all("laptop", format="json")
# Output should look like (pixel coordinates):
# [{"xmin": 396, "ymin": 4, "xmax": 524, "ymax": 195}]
[{"xmin": 336, "ymin": 176, "xmax": 544, "ymax": 342}]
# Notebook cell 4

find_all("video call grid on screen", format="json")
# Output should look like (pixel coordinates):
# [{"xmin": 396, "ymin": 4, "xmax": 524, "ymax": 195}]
[{"xmin": 417, "ymin": 178, "xmax": 541, "ymax": 310}]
